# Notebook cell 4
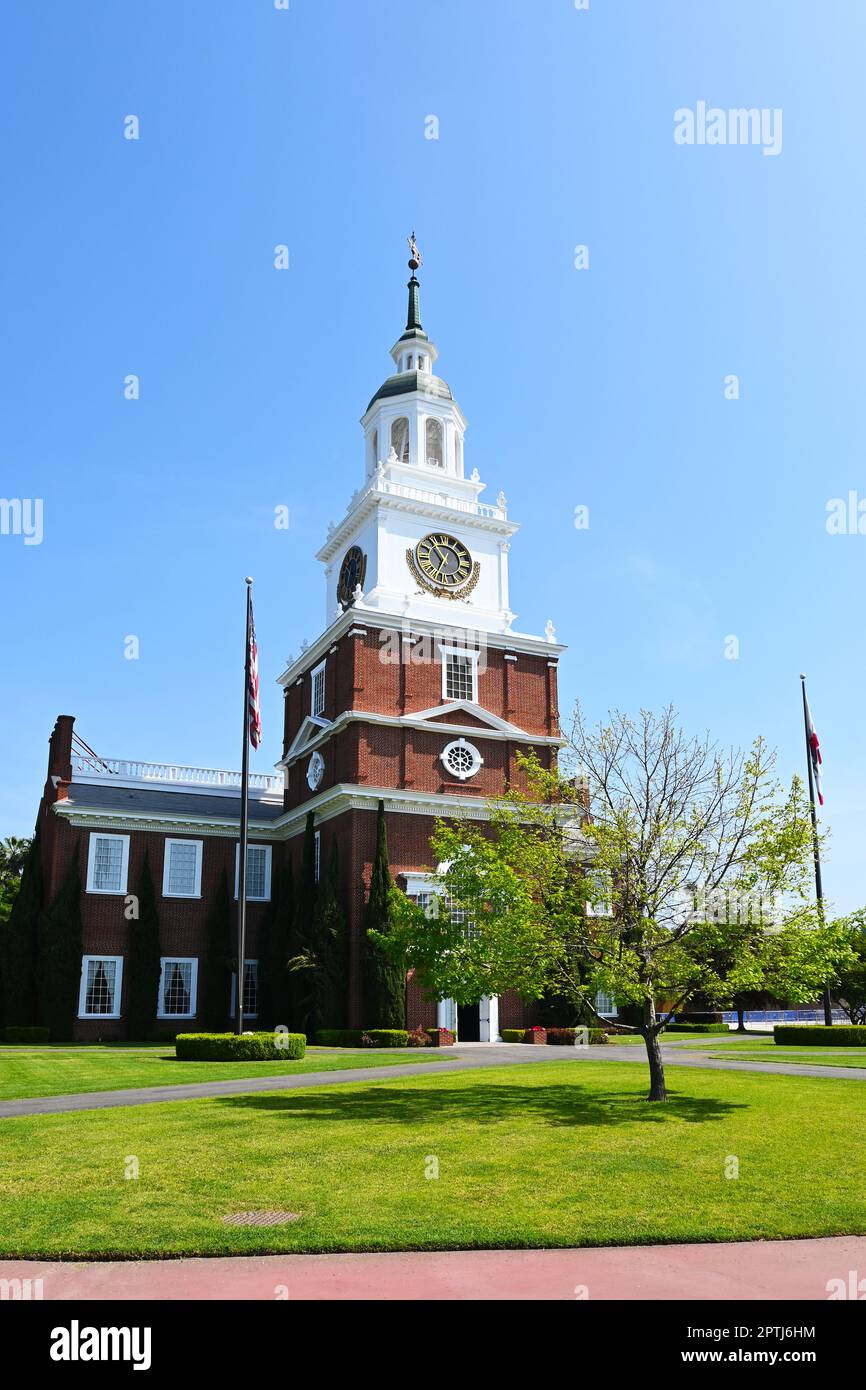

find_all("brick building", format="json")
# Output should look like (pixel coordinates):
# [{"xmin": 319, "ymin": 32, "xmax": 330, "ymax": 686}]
[{"xmin": 33, "ymin": 256, "xmax": 566, "ymax": 1040}]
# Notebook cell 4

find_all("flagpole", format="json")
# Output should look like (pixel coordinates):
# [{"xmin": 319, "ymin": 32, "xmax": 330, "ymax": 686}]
[
  {"xmin": 237, "ymin": 578, "xmax": 254, "ymax": 1036},
  {"xmin": 800, "ymin": 673, "xmax": 832, "ymax": 1028}
]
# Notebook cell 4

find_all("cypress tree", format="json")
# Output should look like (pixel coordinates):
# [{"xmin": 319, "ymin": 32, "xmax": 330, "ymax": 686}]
[
  {"xmin": 361, "ymin": 801, "xmax": 406, "ymax": 1028},
  {"xmin": 287, "ymin": 813, "xmax": 318, "ymax": 1035},
  {"xmin": 126, "ymin": 851, "xmax": 162, "ymax": 1040},
  {"xmin": 1, "ymin": 830, "xmax": 42, "ymax": 1027},
  {"xmin": 258, "ymin": 857, "xmax": 295, "ymax": 1030},
  {"xmin": 37, "ymin": 853, "xmax": 83, "ymax": 1041},
  {"xmin": 308, "ymin": 840, "xmax": 347, "ymax": 1032},
  {"xmin": 200, "ymin": 868, "xmax": 233, "ymax": 1031}
]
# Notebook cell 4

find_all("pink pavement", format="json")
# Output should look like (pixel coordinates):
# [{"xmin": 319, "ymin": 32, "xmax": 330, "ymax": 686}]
[{"xmin": 3, "ymin": 1236, "xmax": 864, "ymax": 1300}]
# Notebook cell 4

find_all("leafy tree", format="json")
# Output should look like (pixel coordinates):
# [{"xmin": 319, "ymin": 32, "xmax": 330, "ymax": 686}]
[
  {"xmin": 382, "ymin": 707, "xmax": 850, "ymax": 1101},
  {"xmin": 37, "ymin": 853, "xmax": 83, "ymax": 1041},
  {"xmin": 200, "ymin": 868, "xmax": 233, "ymax": 1031},
  {"xmin": 258, "ymin": 857, "xmax": 295, "ymax": 1029},
  {"xmin": 126, "ymin": 852, "xmax": 162, "ymax": 1040},
  {"xmin": 831, "ymin": 908, "xmax": 866, "ymax": 1024},
  {"xmin": 0, "ymin": 835, "xmax": 32, "ymax": 926},
  {"xmin": 287, "ymin": 814, "xmax": 318, "ymax": 1034},
  {"xmin": 362, "ymin": 800, "xmax": 406, "ymax": 1028},
  {"xmin": 308, "ymin": 840, "xmax": 347, "ymax": 1031},
  {"xmin": 0, "ymin": 831, "xmax": 41, "ymax": 1027}
]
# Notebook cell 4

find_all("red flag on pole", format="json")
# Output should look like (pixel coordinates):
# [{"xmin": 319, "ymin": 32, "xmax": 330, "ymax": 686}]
[
  {"xmin": 247, "ymin": 590, "xmax": 261, "ymax": 750},
  {"xmin": 803, "ymin": 690, "xmax": 823, "ymax": 806}
]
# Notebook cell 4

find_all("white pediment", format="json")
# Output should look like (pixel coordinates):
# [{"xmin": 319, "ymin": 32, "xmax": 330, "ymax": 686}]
[
  {"xmin": 407, "ymin": 700, "xmax": 529, "ymax": 736},
  {"xmin": 284, "ymin": 715, "xmax": 331, "ymax": 761}
]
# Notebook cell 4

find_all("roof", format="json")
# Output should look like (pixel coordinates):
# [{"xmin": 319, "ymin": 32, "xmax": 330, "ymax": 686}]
[
  {"xmin": 367, "ymin": 370, "xmax": 453, "ymax": 412},
  {"xmin": 56, "ymin": 780, "xmax": 284, "ymax": 824}
]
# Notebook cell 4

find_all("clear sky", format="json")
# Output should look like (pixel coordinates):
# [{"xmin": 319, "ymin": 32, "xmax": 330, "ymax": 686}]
[{"xmin": 1, "ymin": 1, "xmax": 863, "ymax": 912}]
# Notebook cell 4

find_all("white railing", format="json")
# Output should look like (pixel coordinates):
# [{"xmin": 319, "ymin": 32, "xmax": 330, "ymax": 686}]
[
  {"xmin": 71, "ymin": 755, "xmax": 283, "ymax": 794},
  {"xmin": 374, "ymin": 478, "xmax": 507, "ymax": 519}
]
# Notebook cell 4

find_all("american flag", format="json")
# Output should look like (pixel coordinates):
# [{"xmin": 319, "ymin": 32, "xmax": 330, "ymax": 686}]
[
  {"xmin": 804, "ymin": 690, "xmax": 823, "ymax": 806},
  {"xmin": 247, "ymin": 589, "xmax": 261, "ymax": 750}
]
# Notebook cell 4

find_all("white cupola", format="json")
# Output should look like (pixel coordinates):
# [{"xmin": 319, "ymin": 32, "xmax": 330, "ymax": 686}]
[{"xmin": 360, "ymin": 267, "xmax": 467, "ymax": 481}]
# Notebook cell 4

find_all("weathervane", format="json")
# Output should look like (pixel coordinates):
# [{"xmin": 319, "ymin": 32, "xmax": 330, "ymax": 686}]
[{"xmin": 407, "ymin": 230, "xmax": 423, "ymax": 272}]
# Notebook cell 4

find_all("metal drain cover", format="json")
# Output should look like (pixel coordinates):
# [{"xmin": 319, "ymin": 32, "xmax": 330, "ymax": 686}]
[{"xmin": 222, "ymin": 1210, "xmax": 301, "ymax": 1227}]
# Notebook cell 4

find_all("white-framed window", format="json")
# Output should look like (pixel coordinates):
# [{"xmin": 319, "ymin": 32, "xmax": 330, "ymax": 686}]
[
  {"xmin": 311, "ymin": 659, "xmax": 326, "ymax": 717},
  {"xmin": 440, "ymin": 645, "xmax": 479, "ymax": 702},
  {"xmin": 426, "ymin": 417, "xmax": 444, "ymax": 468},
  {"xmin": 234, "ymin": 843, "xmax": 273, "ymax": 902},
  {"xmin": 306, "ymin": 750, "xmax": 324, "ymax": 791},
  {"xmin": 314, "ymin": 830, "xmax": 321, "ymax": 883},
  {"xmin": 595, "ymin": 991, "xmax": 617, "ymax": 1018},
  {"xmin": 78, "ymin": 955, "xmax": 123, "ymax": 1019},
  {"xmin": 162, "ymin": 839, "xmax": 203, "ymax": 899},
  {"xmin": 440, "ymin": 737, "xmax": 483, "ymax": 782},
  {"xmin": 230, "ymin": 960, "xmax": 259, "ymax": 1019},
  {"xmin": 85, "ymin": 833, "xmax": 130, "ymax": 895},
  {"xmin": 158, "ymin": 957, "xmax": 198, "ymax": 1019}
]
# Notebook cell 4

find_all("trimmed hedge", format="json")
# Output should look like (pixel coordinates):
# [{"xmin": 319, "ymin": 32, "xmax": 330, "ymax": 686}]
[
  {"xmin": 501, "ymin": 1027, "xmax": 609, "ymax": 1044},
  {"xmin": 677, "ymin": 1012, "xmax": 724, "ymax": 1025},
  {"xmin": 547, "ymin": 1027, "xmax": 609, "ymax": 1045},
  {"xmin": 313, "ymin": 1029, "xmax": 409, "ymax": 1048},
  {"xmin": 774, "ymin": 1025, "xmax": 866, "ymax": 1047},
  {"xmin": 175, "ymin": 1031, "xmax": 306, "ymax": 1061},
  {"xmin": 3, "ymin": 1026, "xmax": 50, "ymax": 1045},
  {"xmin": 665, "ymin": 1022, "xmax": 730, "ymax": 1034}
]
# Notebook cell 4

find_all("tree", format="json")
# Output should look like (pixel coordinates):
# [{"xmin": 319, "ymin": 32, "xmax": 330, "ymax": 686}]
[
  {"xmin": 200, "ymin": 869, "xmax": 233, "ymax": 1031},
  {"xmin": 362, "ymin": 801, "xmax": 406, "ymax": 1028},
  {"xmin": 258, "ymin": 857, "xmax": 295, "ymax": 1029},
  {"xmin": 832, "ymin": 908, "xmax": 866, "ymax": 1024},
  {"xmin": 383, "ymin": 707, "xmax": 850, "ymax": 1101},
  {"xmin": 288, "ymin": 840, "xmax": 348, "ymax": 1034},
  {"xmin": 0, "ymin": 835, "xmax": 32, "ymax": 926},
  {"xmin": 287, "ymin": 814, "xmax": 318, "ymax": 1034},
  {"xmin": 0, "ymin": 832, "xmax": 41, "ymax": 1027},
  {"xmin": 126, "ymin": 852, "xmax": 162, "ymax": 1040},
  {"xmin": 37, "ymin": 854, "xmax": 83, "ymax": 1041}
]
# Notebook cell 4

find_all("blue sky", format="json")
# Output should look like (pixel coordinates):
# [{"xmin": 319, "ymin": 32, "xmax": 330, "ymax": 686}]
[{"xmin": 1, "ymin": 1, "xmax": 863, "ymax": 912}]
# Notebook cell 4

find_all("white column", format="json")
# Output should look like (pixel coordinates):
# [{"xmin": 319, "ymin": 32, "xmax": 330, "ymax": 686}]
[
  {"xmin": 437, "ymin": 998, "xmax": 456, "ymax": 1030},
  {"xmin": 498, "ymin": 542, "xmax": 511, "ymax": 613}
]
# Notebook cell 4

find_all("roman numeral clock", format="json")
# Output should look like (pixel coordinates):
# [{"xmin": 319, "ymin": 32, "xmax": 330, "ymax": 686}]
[{"xmin": 407, "ymin": 532, "xmax": 481, "ymax": 599}]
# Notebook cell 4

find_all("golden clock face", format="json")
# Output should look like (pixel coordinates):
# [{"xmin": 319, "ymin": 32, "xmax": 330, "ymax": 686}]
[{"xmin": 415, "ymin": 533, "xmax": 473, "ymax": 590}]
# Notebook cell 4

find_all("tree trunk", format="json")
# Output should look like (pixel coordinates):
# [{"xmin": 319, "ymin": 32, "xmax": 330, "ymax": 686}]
[
  {"xmin": 736, "ymin": 1007, "xmax": 747, "ymax": 1033},
  {"xmin": 642, "ymin": 997, "xmax": 667, "ymax": 1102}
]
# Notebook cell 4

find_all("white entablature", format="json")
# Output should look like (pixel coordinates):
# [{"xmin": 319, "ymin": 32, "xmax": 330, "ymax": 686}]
[{"xmin": 316, "ymin": 265, "xmax": 545, "ymax": 641}]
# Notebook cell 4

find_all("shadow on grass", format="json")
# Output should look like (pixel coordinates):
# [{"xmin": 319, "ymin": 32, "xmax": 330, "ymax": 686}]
[{"xmin": 214, "ymin": 1080, "xmax": 745, "ymax": 1129}]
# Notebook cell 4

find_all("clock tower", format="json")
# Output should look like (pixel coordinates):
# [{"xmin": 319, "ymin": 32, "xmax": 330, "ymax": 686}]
[{"xmin": 277, "ymin": 247, "xmax": 565, "ymax": 1038}]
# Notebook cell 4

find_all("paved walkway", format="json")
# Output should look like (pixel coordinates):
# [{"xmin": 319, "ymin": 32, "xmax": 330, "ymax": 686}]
[
  {"xmin": 2, "ymin": 1235, "xmax": 862, "ymax": 1300},
  {"xmin": 3, "ymin": 1039, "xmax": 864, "ymax": 1120}
]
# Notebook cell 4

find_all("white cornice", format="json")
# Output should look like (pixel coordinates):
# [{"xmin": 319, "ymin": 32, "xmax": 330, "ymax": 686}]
[
  {"xmin": 279, "ymin": 706, "xmax": 563, "ymax": 769},
  {"xmin": 52, "ymin": 802, "xmax": 282, "ymax": 839},
  {"xmin": 315, "ymin": 489, "xmax": 517, "ymax": 566},
  {"xmin": 277, "ymin": 608, "xmax": 565, "ymax": 688}
]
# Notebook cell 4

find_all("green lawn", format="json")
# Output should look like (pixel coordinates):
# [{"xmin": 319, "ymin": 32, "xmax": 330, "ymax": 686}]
[
  {"xmin": 707, "ymin": 1048, "xmax": 866, "ymax": 1069},
  {"xmin": 0, "ymin": 1045, "xmax": 453, "ymax": 1101},
  {"xmin": 1, "ymin": 1059, "xmax": 864, "ymax": 1258}
]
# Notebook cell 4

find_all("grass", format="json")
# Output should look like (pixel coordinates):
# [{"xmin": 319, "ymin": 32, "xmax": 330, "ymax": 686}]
[
  {"xmin": 0, "ymin": 1045, "xmax": 453, "ymax": 1101},
  {"xmin": 707, "ymin": 1048, "xmax": 866, "ymax": 1069},
  {"xmin": 1, "ymin": 1058, "xmax": 864, "ymax": 1258}
]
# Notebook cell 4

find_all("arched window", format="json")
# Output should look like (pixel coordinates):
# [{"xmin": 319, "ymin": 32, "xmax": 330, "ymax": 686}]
[
  {"xmin": 391, "ymin": 417, "xmax": 410, "ymax": 462},
  {"xmin": 426, "ymin": 418, "xmax": 444, "ymax": 468}
]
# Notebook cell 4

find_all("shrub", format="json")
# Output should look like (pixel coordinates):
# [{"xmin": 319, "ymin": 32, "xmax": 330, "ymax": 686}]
[
  {"xmin": 665, "ymin": 1022, "xmax": 730, "ymax": 1034},
  {"xmin": 313, "ymin": 1028, "xmax": 409, "ymax": 1048},
  {"xmin": 3, "ymin": 1025, "xmax": 49, "ymax": 1044},
  {"xmin": 677, "ymin": 1011, "xmax": 724, "ymax": 1025},
  {"xmin": 547, "ymin": 1027, "xmax": 609, "ymax": 1045},
  {"xmin": 500, "ymin": 1029, "xmax": 525, "ymax": 1042},
  {"xmin": 406, "ymin": 1025, "xmax": 430, "ymax": 1047},
  {"xmin": 175, "ymin": 1031, "xmax": 306, "ymax": 1061},
  {"xmin": 774, "ymin": 1025, "xmax": 866, "ymax": 1047}
]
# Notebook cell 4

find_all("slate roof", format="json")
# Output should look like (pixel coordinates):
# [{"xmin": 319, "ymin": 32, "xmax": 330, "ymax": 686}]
[{"xmin": 57, "ymin": 781, "xmax": 285, "ymax": 823}]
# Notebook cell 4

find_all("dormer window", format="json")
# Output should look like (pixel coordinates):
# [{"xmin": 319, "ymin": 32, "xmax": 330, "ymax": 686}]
[{"xmin": 426, "ymin": 418, "xmax": 443, "ymax": 469}]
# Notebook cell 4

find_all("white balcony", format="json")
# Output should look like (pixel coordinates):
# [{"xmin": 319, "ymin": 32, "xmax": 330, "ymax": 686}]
[{"xmin": 70, "ymin": 753, "xmax": 284, "ymax": 796}]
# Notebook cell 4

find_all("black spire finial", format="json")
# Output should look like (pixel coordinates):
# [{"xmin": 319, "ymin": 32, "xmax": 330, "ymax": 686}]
[{"xmin": 406, "ymin": 231, "xmax": 423, "ymax": 331}]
